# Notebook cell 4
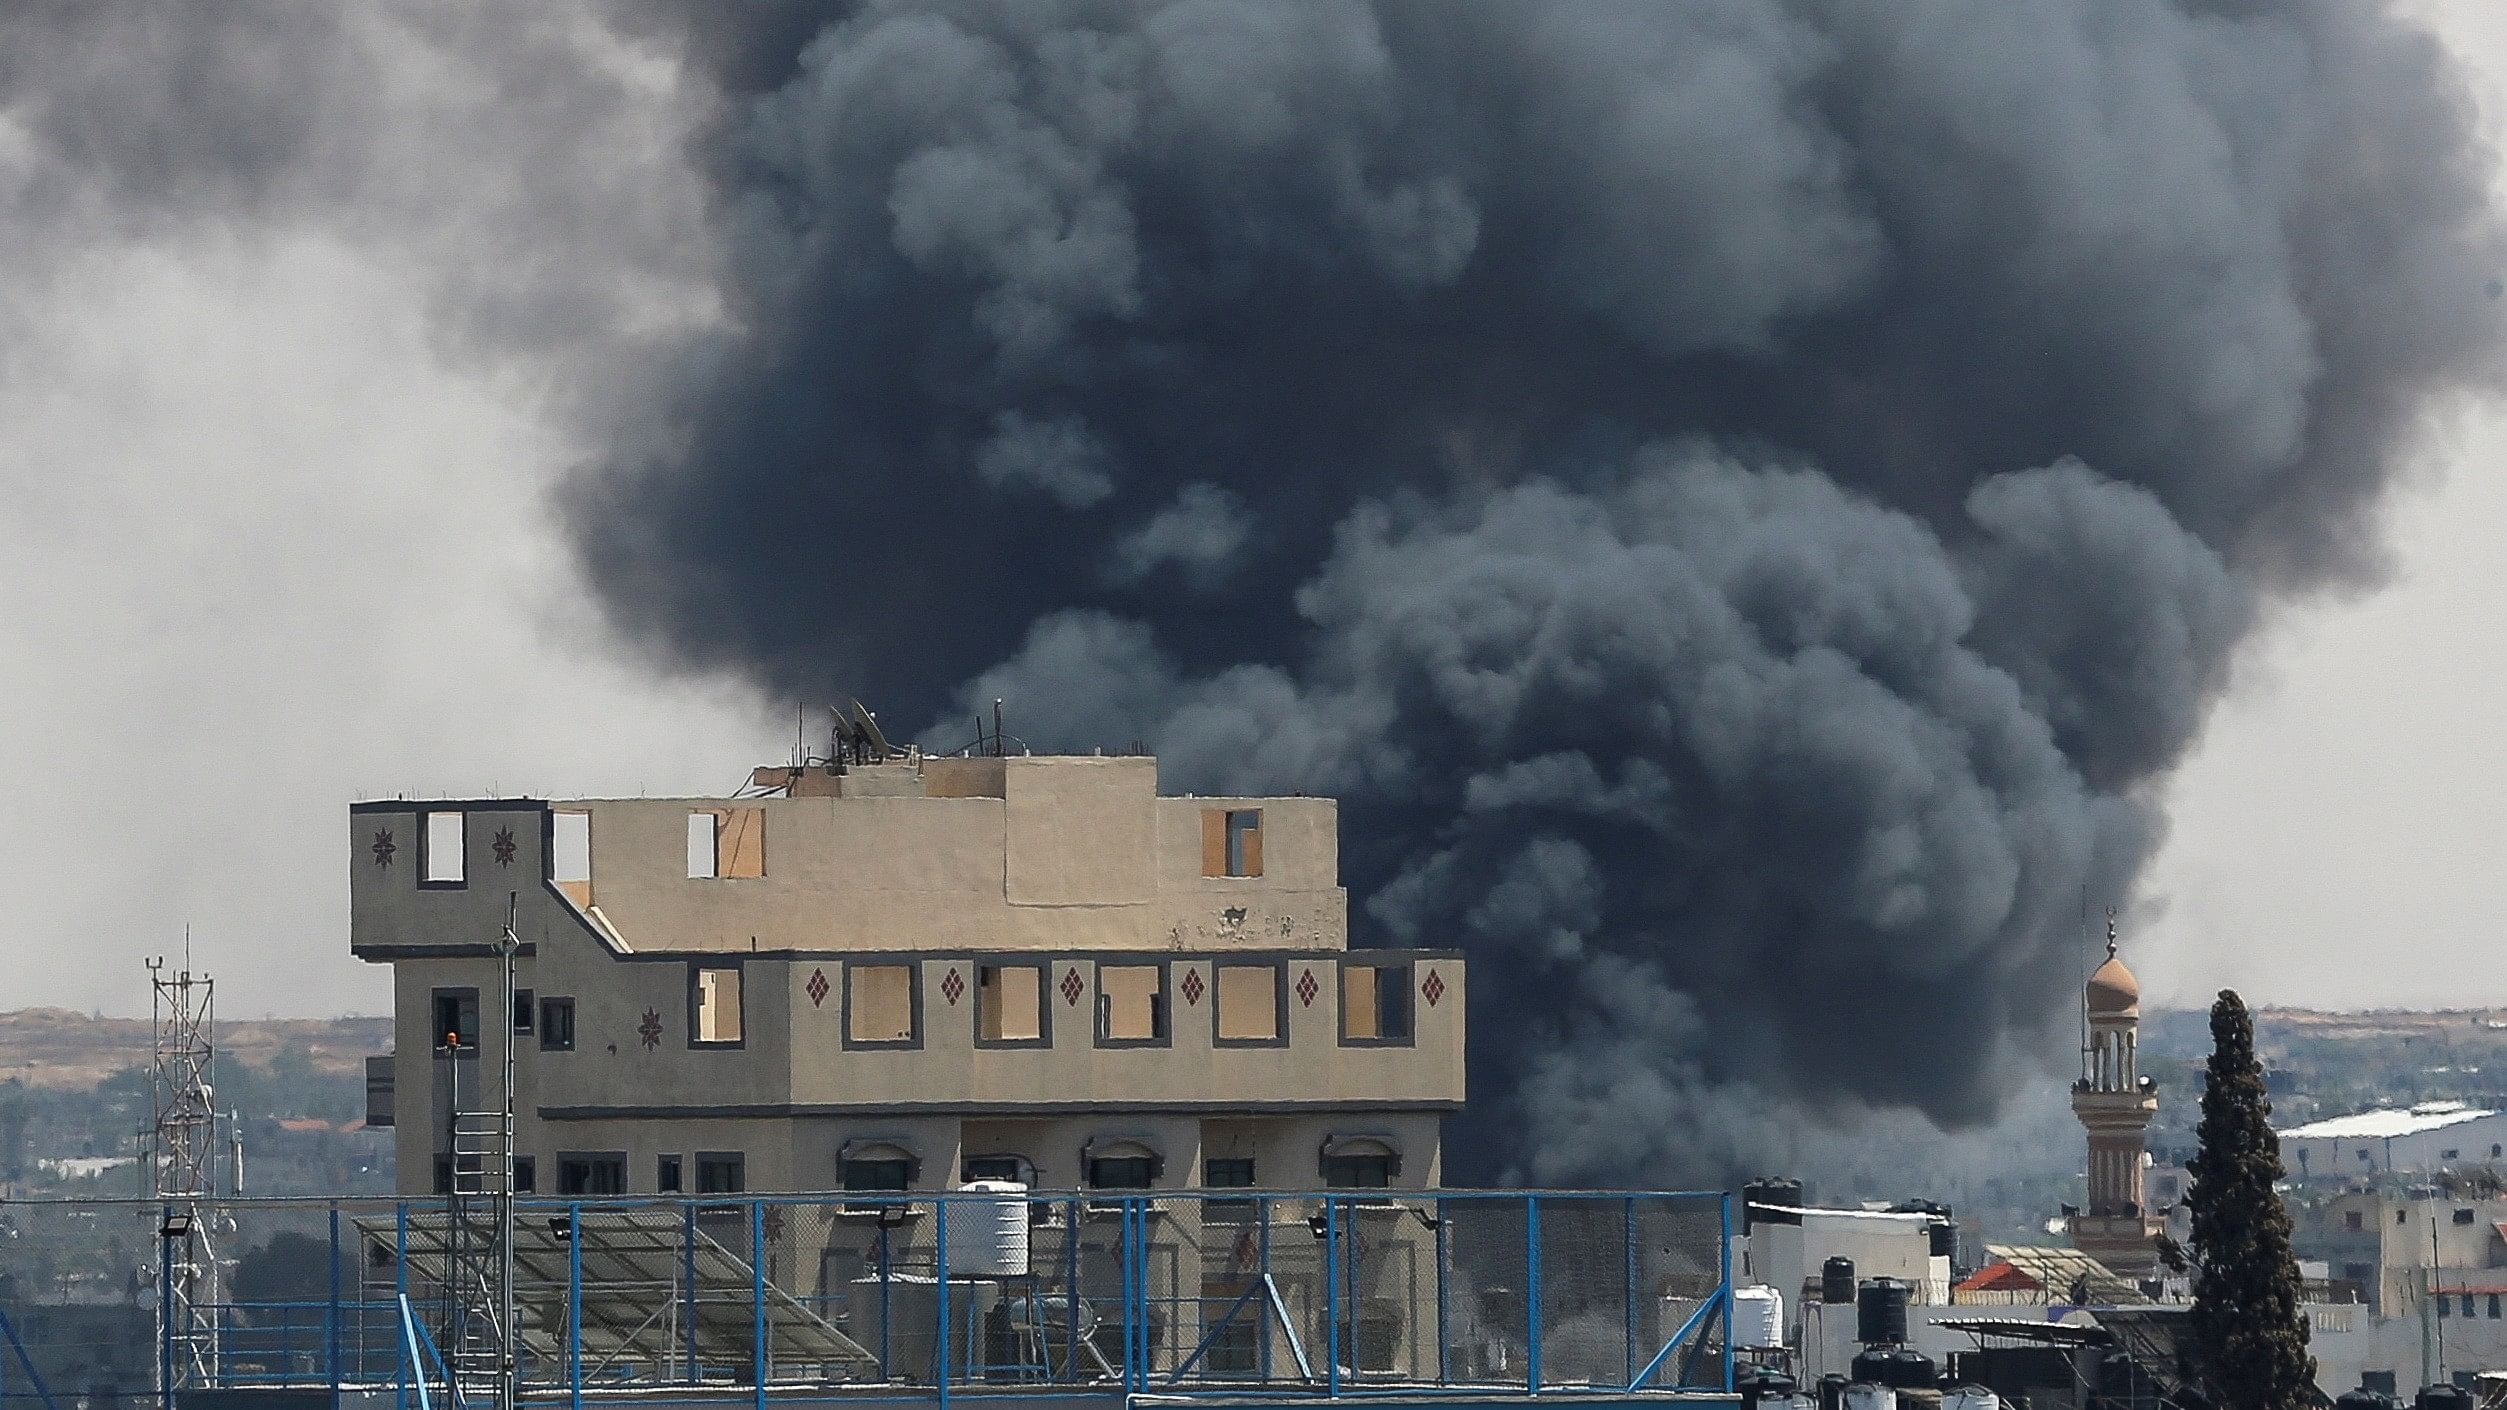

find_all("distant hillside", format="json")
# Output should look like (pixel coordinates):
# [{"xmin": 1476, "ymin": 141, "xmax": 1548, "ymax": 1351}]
[{"xmin": 0, "ymin": 1008, "xmax": 391, "ymax": 1090}]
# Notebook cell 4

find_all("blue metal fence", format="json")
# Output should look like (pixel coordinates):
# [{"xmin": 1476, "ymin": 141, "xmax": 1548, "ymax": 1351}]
[{"xmin": 0, "ymin": 1191, "xmax": 1730, "ymax": 1408}]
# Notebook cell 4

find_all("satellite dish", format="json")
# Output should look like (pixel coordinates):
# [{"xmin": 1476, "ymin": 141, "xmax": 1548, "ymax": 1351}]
[{"xmin": 849, "ymin": 699, "xmax": 895, "ymax": 758}]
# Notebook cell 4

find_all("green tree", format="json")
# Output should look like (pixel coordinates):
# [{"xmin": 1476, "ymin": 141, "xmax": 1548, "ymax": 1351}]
[{"xmin": 2187, "ymin": 989, "xmax": 2315, "ymax": 1409}]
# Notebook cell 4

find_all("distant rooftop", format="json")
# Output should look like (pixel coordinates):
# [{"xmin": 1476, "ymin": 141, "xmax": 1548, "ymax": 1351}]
[{"xmin": 2279, "ymin": 1103, "xmax": 2500, "ymax": 1140}]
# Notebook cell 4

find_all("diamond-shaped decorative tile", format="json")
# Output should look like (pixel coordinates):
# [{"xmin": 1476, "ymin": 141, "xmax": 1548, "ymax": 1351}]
[
  {"xmin": 805, "ymin": 968, "xmax": 830, "ymax": 1007},
  {"xmin": 941, "ymin": 968, "xmax": 966, "ymax": 1006},
  {"xmin": 371, "ymin": 829, "xmax": 396, "ymax": 868},
  {"xmin": 1421, "ymin": 969, "xmax": 1445, "ymax": 1008},
  {"xmin": 1060, "ymin": 968, "xmax": 1085, "ymax": 1006},
  {"xmin": 1179, "ymin": 969, "xmax": 1205, "ymax": 1006},
  {"xmin": 1295, "ymin": 969, "xmax": 1319, "ymax": 1008}
]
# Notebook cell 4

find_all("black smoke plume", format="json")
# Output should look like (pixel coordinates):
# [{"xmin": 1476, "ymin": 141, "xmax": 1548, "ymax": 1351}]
[{"xmin": 576, "ymin": 0, "xmax": 2506, "ymax": 1180}]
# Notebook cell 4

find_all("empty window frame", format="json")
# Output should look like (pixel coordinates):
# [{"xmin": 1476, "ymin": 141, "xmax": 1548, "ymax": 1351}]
[
  {"xmin": 1201, "ymin": 807, "xmax": 1263, "ymax": 878},
  {"xmin": 424, "ymin": 811, "xmax": 466, "ymax": 884},
  {"xmin": 1086, "ymin": 1143, "xmax": 1160, "ymax": 1190},
  {"xmin": 539, "ymin": 997, "xmax": 575, "ymax": 1052},
  {"xmin": 963, "ymin": 1155, "xmax": 1030, "ymax": 1184},
  {"xmin": 657, "ymin": 1155, "xmax": 683, "ymax": 1194},
  {"xmin": 557, "ymin": 1154, "xmax": 625, "ymax": 1196},
  {"xmin": 976, "ymin": 963, "xmax": 1047, "ymax": 1045},
  {"xmin": 1214, "ymin": 963, "xmax": 1284, "ymax": 1045},
  {"xmin": 431, "ymin": 988, "xmax": 480, "ymax": 1052},
  {"xmin": 512, "ymin": 988, "xmax": 535, "ymax": 1034},
  {"xmin": 513, "ymin": 1157, "xmax": 536, "ymax": 1194},
  {"xmin": 841, "ymin": 1144, "xmax": 917, "ymax": 1211},
  {"xmin": 690, "ymin": 964, "xmax": 744, "ymax": 1046},
  {"xmin": 1097, "ymin": 964, "xmax": 1169, "ymax": 1046},
  {"xmin": 551, "ymin": 811, "xmax": 591, "ymax": 903},
  {"xmin": 696, "ymin": 1152, "xmax": 745, "ymax": 1195},
  {"xmin": 687, "ymin": 808, "xmax": 765, "ymax": 879},
  {"xmin": 1319, "ymin": 1139, "xmax": 1399, "ymax": 1190},
  {"xmin": 1204, "ymin": 1157, "xmax": 1257, "ymax": 1220},
  {"xmin": 845, "ymin": 964, "xmax": 918, "ymax": 1047},
  {"xmin": 1339, "ymin": 961, "xmax": 1414, "ymax": 1044}
]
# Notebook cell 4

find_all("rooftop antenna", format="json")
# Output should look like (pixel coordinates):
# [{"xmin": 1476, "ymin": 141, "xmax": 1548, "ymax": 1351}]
[
  {"xmin": 148, "ymin": 943, "xmax": 221, "ymax": 1391},
  {"xmin": 993, "ymin": 698, "xmax": 1005, "ymax": 759}
]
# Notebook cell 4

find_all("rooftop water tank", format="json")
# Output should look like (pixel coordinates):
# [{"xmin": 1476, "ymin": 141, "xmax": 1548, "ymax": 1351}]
[
  {"xmin": 2414, "ymin": 1388, "xmax": 2474, "ymax": 1410},
  {"xmin": 946, "ymin": 1180, "xmax": 1030, "ymax": 1277},
  {"xmin": 1851, "ymin": 1346, "xmax": 1936, "ymax": 1389},
  {"xmin": 1941, "ymin": 1387, "xmax": 2001, "ymax": 1410},
  {"xmin": 1733, "ymin": 1285, "xmax": 1785, "ymax": 1350},
  {"xmin": 1840, "ymin": 1383, "xmax": 1896, "ymax": 1410},
  {"xmin": 1857, "ymin": 1278, "xmax": 1911, "ymax": 1346},
  {"xmin": 2337, "ymin": 1392, "xmax": 2400, "ymax": 1410},
  {"xmin": 1738, "ymin": 1367, "xmax": 1799, "ymax": 1410},
  {"xmin": 1822, "ymin": 1257, "xmax": 1857, "ymax": 1305}
]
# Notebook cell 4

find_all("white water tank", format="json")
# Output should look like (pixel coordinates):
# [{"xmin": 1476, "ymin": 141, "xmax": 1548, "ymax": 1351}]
[
  {"xmin": 1842, "ymin": 1385, "xmax": 1896, "ymax": 1410},
  {"xmin": 1732, "ymin": 1284, "xmax": 1784, "ymax": 1349},
  {"xmin": 1941, "ymin": 1388, "xmax": 2001, "ymax": 1410},
  {"xmin": 947, "ymin": 1181, "xmax": 1030, "ymax": 1276}
]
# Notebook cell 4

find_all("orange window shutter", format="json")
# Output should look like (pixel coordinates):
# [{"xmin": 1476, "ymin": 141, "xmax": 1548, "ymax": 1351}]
[
  {"xmin": 1241, "ymin": 815, "xmax": 1263, "ymax": 877},
  {"xmin": 722, "ymin": 808, "xmax": 765, "ymax": 878},
  {"xmin": 1202, "ymin": 808, "xmax": 1226, "ymax": 877}
]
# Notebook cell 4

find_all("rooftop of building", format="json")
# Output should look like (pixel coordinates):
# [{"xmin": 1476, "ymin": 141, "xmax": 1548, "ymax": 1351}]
[{"xmin": 2279, "ymin": 1102, "xmax": 2502, "ymax": 1141}]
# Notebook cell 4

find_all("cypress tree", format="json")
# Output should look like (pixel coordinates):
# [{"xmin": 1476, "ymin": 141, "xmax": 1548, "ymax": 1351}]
[{"xmin": 2186, "ymin": 988, "xmax": 2314, "ymax": 1409}]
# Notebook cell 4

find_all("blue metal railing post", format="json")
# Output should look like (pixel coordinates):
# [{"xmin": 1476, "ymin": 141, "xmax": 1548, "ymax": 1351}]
[
  {"xmin": 682, "ymin": 1201, "xmax": 697, "ymax": 1383},
  {"xmin": 1258, "ymin": 1196, "xmax": 1274, "ymax": 1385},
  {"xmin": 158, "ymin": 1208, "xmax": 175, "ymax": 1410},
  {"xmin": 1622, "ymin": 1195, "xmax": 1638, "ymax": 1388},
  {"xmin": 936, "ymin": 1194, "xmax": 952, "ymax": 1410},
  {"xmin": 1062, "ymin": 1196, "xmax": 1078, "ymax": 1383},
  {"xmin": 567, "ymin": 1202, "xmax": 583, "ymax": 1410},
  {"xmin": 1719, "ymin": 1191, "xmax": 1733, "ymax": 1393},
  {"xmin": 1435, "ymin": 1199, "xmax": 1450, "ymax": 1386},
  {"xmin": 750, "ymin": 1199, "xmax": 767, "ymax": 1410},
  {"xmin": 394, "ymin": 1203, "xmax": 409, "ymax": 1410},
  {"xmin": 1526, "ymin": 1193, "xmax": 1544, "ymax": 1395},
  {"xmin": 1118, "ymin": 1200, "xmax": 1137, "ymax": 1394},
  {"xmin": 328, "ymin": 1203, "xmax": 344, "ymax": 1410},
  {"xmin": 1323, "ymin": 1197, "xmax": 1340, "ymax": 1399}
]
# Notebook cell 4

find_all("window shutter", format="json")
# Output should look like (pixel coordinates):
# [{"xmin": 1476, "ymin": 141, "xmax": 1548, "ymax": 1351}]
[
  {"xmin": 1201, "ymin": 808, "xmax": 1226, "ymax": 877},
  {"xmin": 1241, "ymin": 816, "xmax": 1263, "ymax": 877}
]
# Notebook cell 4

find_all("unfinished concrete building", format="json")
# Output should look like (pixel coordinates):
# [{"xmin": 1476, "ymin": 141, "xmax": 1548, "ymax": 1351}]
[{"xmin": 353, "ymin": 752, "xmax": 1464, "ymax": 1202}]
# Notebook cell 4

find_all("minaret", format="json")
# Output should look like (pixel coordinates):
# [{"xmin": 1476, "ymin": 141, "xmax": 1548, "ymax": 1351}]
[{"xmin": 2069, "ymin": 914, "xmax": 2161, "ymax": 1277}]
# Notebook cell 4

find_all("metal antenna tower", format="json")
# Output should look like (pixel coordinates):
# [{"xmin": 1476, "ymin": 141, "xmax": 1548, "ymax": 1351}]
[
  {"xmin": 440, "ymin": 896, "xmax": 521, "ymax": 1410},
  {"xmin": 147, "ymin": 951, "xmax": 221, "ymax": 1388}
]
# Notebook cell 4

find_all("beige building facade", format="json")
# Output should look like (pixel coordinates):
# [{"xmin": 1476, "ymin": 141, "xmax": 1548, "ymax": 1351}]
[{"xmin": 353, "ymin": 754, "xmax": 1465, "ymax": 1201}]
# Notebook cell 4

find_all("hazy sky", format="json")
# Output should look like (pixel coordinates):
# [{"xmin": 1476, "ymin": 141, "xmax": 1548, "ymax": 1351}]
[{"xmin": 0, "ymin": 3, "xmax": 2501, "ymax": 1021}]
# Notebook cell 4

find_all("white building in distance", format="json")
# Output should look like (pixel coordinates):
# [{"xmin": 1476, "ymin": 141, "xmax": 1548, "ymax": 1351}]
[{"xmin": 2281, "ymin": 1103, "xmax": 2507, "ymax": 1180}]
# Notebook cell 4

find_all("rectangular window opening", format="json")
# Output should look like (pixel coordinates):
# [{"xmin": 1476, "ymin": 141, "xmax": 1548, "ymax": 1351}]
[
  {"xmin": 1216, "ymin": 964, "xmax": 1281, "ymax": 1043},
  {"xmin": 696, "ymin": 1152, "xmax": 745, "ymax": 1195},
  {"xmin": 692, "ymin": 965, "xmax": 744, "ymax": 1045},
  {"xmin": 1341, "ymin": 962, "xmax": 1412, "ymax": 1043},
  {"xmin": 1097, "ymin": 964, "xmax": 1168, "ymax": 1044},
  {"xmin": 964, "ymin": 1155, "xmax": 1026, "ymax": 1184},
  {"xmin": 1322, "ymin": 1153, "xmax": 1395, "ymax": 1189},
  {"xmin": 658, "ymin": 1155, "xmax": 683, "ymax": 1194},
  {"xmin": 847, "ymin": 964, "xmax": 917, "ymax": 1046},
  {"xmin": 1205, "ymin": 1157, "xmax": 1257, "ymax": 1220},
  {"xmin": 513, "ymin": 1157, "xmax": 536, "ymax": 1194},
  {"xmin": 1203, "ymin": 808, "xmax": 1264, "ymax": 877},
  {"xmin": 424, "ymin": 811, "xmax": 466, "ymax": 884},
  {"xmin": 539, "ymin": 997, "xmax": 575, "ymax": 1052},
  {"xmin": 1087, "ymin": 1156, "xmax": 1157, "ymax": 1190},
  {"xmin": 431, "ymin": 989, "xmax": 479, "ymax": 1052},
  {"xmin": 977, "ymin": 964, "xmax": 1045, "ymax": 1043},
  {"xmin": 552, "ymin": 811, "xmax": 591, "ymax": 896},
  {"xmin": 512, "ymin": 989, "xmax": 535, "ymax": 1034},
  {"xmin": 687, "ymin": 811, "xmax": 718, "ymax": 878},
  {"xmin": 557, "ymin": 1154, "xmax": 625, "ymax": 1196}
]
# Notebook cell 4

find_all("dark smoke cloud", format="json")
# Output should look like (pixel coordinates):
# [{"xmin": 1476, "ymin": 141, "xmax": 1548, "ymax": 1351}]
[{"xmin": 572, "ymin": 0, "xmax": 2506, "ymax": 1179}]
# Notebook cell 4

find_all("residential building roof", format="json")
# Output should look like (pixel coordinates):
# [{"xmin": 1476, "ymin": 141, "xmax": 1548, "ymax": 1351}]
[{"xmin": 2279, "ymin": 1105, "xmax": 2502, "ymax": 1141}]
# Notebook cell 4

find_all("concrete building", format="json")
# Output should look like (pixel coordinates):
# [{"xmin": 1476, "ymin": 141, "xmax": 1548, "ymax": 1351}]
[
  {"xmin": 2282, "ymin": 1103, "xmax": 2507, "ymax": 1181},
  {"xmin": 352, "ymin": 751, "xmax": 1465, "ymax": 1200},
  {"xmin": 2068, "ymin": 924, "xmax": 2161, "ymax": 1276}
]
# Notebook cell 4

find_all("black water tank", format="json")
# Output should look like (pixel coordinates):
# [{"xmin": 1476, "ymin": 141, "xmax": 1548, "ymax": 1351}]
[
  {"xmin": 1822, "ymin": 1256, "xmax": 1857, "ymax": 1304},
  {"xmin": 1744, "ymin": 1177, "xmax": 1805, "ymax": 1230},
  {"xmin": 2414, "ymin": 1387, "xmax": 2474, "ymax": 1410},
  {"xmin": 2337, "ymin": 1392, "xmax": 2400, "ymax": 1410},
  {"xmin": 1929, "ymin": 1218, "xmax": 1959, "ymax": 1260},
  {"xmin": 1851, "ymin": 1345, "xmax": 1936, "ymax": 1388},
  {"xmin": 1857, "ymin": 1277, "xmax": 1911, "ymax": 1345},
  {"xmin": 1817, "ymin": 1373, "xmax": 1849, "ymax": 1410},
  {"xmin": 1737, "ymin": 1367, "xmax": 1799, "ymax": 1410}
]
